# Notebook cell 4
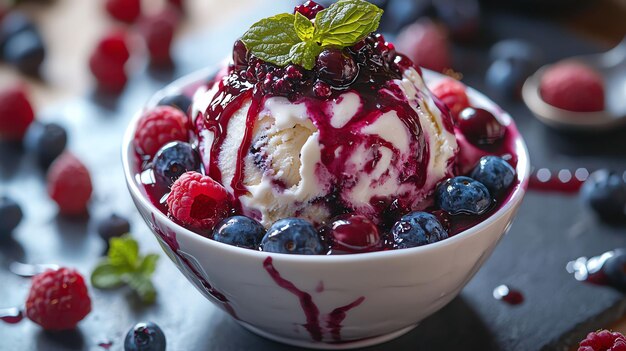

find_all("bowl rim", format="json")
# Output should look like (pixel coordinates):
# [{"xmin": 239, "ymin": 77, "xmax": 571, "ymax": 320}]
[{"xmin": 122, "ymin": 68, "xmax": 531, "ymax": 263}]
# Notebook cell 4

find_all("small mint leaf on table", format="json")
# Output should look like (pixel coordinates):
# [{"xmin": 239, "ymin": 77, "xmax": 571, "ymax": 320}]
[
  {"xmin": 91, "ymin": 262, "xmax": 124, "ymax": 289},
  {"xmin": 90, "ymin": 234, "xmax": 160, "ymax": 304},
  {"xmin": 290, "ymin": 41, "xmax": 322, "ymax": 70},
  {"xmin": 314, "ymin": 0, "xmax": 384, "ymax": 47},
  {"xmin": 294, "ymin": 12, "xmax": 315, "ymax": 41},
  {"xmin": 241, "ymin": 13, "xmax": 301, "ymax": 67}
]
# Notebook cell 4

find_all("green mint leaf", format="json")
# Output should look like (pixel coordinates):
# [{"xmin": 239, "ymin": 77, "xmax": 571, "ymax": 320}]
[
  {"xmin": 242, "ymin": 13, "xmax": 301, "ymax": 67},
  {"xmin": 294, "ymin": 12, "xmax": 315, "ymax": 41},
  {"xmin": 91, "ymin": 262, "xmax": 124, "ymax": 289},
  {"xmin": 138, "ymin": 254, "xmax": 160, "ymax": 276},
  {"xmin": 314, "ymin": 0, "xmax": 384, "ymax": 47},
  {"xmin": 108, "ymin": 235, "xmax": 139, "ymax": 269},
  {"xmin": 290, "ymin": 41, "xmax": 322, "ymax": 70},
  {"xmin": 126, "ymin": 274, "xmax": 157, "ymax": 304}
]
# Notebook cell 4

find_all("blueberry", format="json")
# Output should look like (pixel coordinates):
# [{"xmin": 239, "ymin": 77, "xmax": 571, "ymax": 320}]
[
  {"xmin": 391, "ymin": 212, "xmax": 448, "ymax": 249},
  {"xmin": 153, "ymin": 142, "xmax": 201, "ymax": 189},
  {"xmin": 470, "ymin": 156, "xmax": 516, "ymax": 195},
  {"xmin": 0, "ymin": 196, "xmax": 23, "ymax": 235},
  {"xmin": 580, "ymin": 170, "xmax": 626, "ymax": 222},
  {"xmin": 485, "ymin": 59, "xmax": 532, "ymax": 100},
  {"xmin": 212, "ymin": 216, "xmax": 265, "ymax": 249},
  {"xmin": 261, "ymin": 218, "xmax": 325, "ymax": 255},
  {"xmin": 436, "ymin": 176, "xmax": 492, "ymax": 215},
  {"xmin": 97, "ymin": 214, "xmax": 131, "ymax": 244},
  {"xmin": 0, "ymin": 12, "xmax": 36, "ymax": 56},
  {"xmin": 603, "ymin": 250, "xmax": 626, "ymax": 291},
  {"xmin": 3, "ymin": 29, "xmax": 45, "ymax": 76},
  {"xmin": 489, "ymin": 39, "xmax": 543, "ymax": 68},
  {"xmin": 157, "ymin": 94, "xmax": 192, "ymax": 115},
  {"xmin": 24, "ymin": 122, "xmax": 67, "ymax": 167},
  {"xmin": 124, "ymin": 322, "xmax": 166, "ymax": 351}
]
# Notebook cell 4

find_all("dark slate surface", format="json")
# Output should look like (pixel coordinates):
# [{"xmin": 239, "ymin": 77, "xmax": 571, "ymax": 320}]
[{"xmin": 1, "ymin": 3, "xmax": 626, "ymax": 351}]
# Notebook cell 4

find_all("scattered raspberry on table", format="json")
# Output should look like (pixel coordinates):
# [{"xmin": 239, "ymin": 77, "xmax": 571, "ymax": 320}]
[
  {"xmin": 0, "ymin": 84, "xmax": 34, "ymax": 141},
  {"xmin": 578, "ymin": 330, "xmax": 626, "ymax": 351},
  {"xmin": 25, "ymin": 268, "xmax": 92, "ymax": 331},
  {"xmin": 47, "ymin": 153, "xmax": 93, "ymax": 216}
]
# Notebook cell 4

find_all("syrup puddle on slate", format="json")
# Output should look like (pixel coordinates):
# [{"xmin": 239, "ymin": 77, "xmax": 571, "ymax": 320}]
[
  {"xmin": 566, "ymin": 250, "xmax": 614, "ymax": 286},
  {"xmin": 492, "ymin": 285, "xmax": 524, "ymax": 305},
  {"xmin": 528, "ymin": 168, "xmax": 589, "ymax": 194},
  {"xmin": 97, "ymin": 340, "xmax": 113, "ymax": 350},
  {"xmin": 0, "ymin": 307, "xmax": 24, "ymax": 324}
]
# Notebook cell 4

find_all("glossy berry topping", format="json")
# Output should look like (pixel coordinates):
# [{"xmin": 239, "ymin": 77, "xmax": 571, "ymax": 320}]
[
  {"xmin": 470, "ymin": 156, "xmax": 515, "ymax": 196},
  {"xmin": 4, "ymin": 28, "xmax": 45, "ymax": 76},
  {"xmin": 89, "ymin": 31, "xmax": 130, "ymax": 92},
  {"xmin": 327, "ymin": 214, "xmax": 382, "ymax": 254},
  {"xmin": 139, "ymin": 8, "xmax": 179, "ymax": 66},
  {"xmin": 436, "ymin": 176, "xmax": 492, "ymax": 215},
  {"xmin": 313, "ymin": 80, "xmax": 331, "ymax": 98},
  {"xmin": 0, "ymin": 84, "xmax": 34, "ymax": 141},
  {"xmin": 25, "ymin": 268, "xmax": 92, "ymax": 330},
  {"xmin": 24, "ymin": 122, "xmax": 68, "ymax": 167},
  {"xmin": 105, "ymin": 0, "xmax": 141, "ymax": 23},
  {"xmin": 261, "ymin": 218, "xmax": 324, "ymax": 255},
  {"xmin": 431, "ymin": 78, "xmax": 470, "ymax": 120},
  {"xmin": 294, "ymin": 1, "xmax": 324, "ymax": 20},
  {"xmin": 458, "ymin": 107, "xmax": 506, "ymax": 146},
  {"xmin": 47, "ymin": 153, "xmax": 93, "ymax": 216},
  {"xmin": 124, "ymin": 322, "xmax": 166, "ymax": 351},
  {"xmin": 153, "ymin": 142, "xmax": 201, "ymax": 190},
  {"xmin": 134, "ymin": 106, "xmax": 189, "ymax": 157},
  {"xmin": 212, "ymin": 216, "xmax": 265, "ymax": 250},
  {"xmin": 157, "ymin": 93, "xmax": 192, "ymax": 115},
  {"xmin": 316, "ymin": 48, "xmax": 359, "ymax": 86},
  {"xmin": 166, "ymin": 172, "xmax": 231, "ymax": 232},
  {"xmin": 395, "ymin": 19, "xmax": 451, "ymax": 73},
  {"xmin": 391, "ymin": 212, "xmax": 448, "ymax": 249},
  {"xmin": 580, "ymin": 170, "xmax": 626, "ymax": 222},
  {"xmin": 540, "ymin": 61, "xmax": 605, "ymax": 112},
  {"xmin": 0, "ymin": 196, "xmax": 23, "ymax": 235},
  {"xmin": 232, "ymin": 39, "xmax": 248, "ymax": 67},
  {"xmin": 97, "ymin": 213, "xmax": 131, "ymax": 244},
  {"xmin": 578, "ymin": 330, "xmax": 626, "ymax": 351}
]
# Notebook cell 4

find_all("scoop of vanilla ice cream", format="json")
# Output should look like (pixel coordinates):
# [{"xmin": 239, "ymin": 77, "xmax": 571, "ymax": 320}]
[{"xmin": 194, "ymin": 67, "xmax": 458, "ymax": 227}]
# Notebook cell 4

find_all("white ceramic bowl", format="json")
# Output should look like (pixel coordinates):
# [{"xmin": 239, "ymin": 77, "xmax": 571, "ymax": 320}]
[{"xmin": 122, "ymin": 69, "xmax": 530, "ymax": 350}]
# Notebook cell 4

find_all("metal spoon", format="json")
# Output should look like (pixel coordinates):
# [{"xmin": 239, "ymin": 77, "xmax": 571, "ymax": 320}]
[{"xmin": 522, "ymin": 37, "xmax": 626, "ymax": 130}]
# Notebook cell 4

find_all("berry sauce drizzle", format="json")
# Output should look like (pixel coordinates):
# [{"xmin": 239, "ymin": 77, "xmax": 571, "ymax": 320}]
[
  {"xmin": 263, "ymin": 257, "xmax": 365, "ymax": 342},
  {"xmin": 0, "ymin": 307, "xmax": 23, "ymax": 324},
  {"xmin": 492, "ymin": 285, "xmax": 524, "ymax": 305},
  {"xmin": 97, "ymin": 341, "xmax": 113, "ymax": 350},
  {"xmin": 150, "ymin": 214, "xmax": 238, "ymax": 319}
]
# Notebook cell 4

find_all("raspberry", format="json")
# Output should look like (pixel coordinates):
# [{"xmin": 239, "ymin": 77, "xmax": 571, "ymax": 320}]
[
  {"xmin": 139, "ymin": 8, "xmax": 179, "ymax": 66},
  {"xmin": 47, "ymin": 153, "xmax": 93, "ymax": 216},
  {"xmin": 540, "ymin": 61, "xmax": 605, "ymax": 112},
  {"xmin": 134, "ymin": 106, "xmax": 189, "ymax": 157},
  {"xmin": 105, "ymin": 0, "xmax": 141, "ymax": 23},
  {"xmin": 578, "ymin": 330, "xmax": 626, "ymax": 351},
  {"xmin": 89, "ymin": 30, "xmax": 130, "ymax": 92},
  {"xmin": 0, "ymin": 84, "xmax": 34, "ymax": 141},
  {"xmin": 431, "ymin": 78, "xmax": 470, "ymax": 121},
  {"xmin": 25, "ymin": 268, "xmax": 92, "ymax": 330},
  {"xmin": 167, "ymin": 172, "xmax": 231, "ymax": 232},
  {"xmin": 396, "ymin": 19, "xmax": 451, "ymax": 73}
]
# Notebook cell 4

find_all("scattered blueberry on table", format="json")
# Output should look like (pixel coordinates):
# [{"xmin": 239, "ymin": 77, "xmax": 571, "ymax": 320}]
[{"xmin": 124, "ymin": 322, "xmax": 166, "ymax": 351}]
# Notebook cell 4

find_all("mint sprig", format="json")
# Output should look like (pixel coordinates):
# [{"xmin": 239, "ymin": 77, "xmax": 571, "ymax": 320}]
[
  {"xmin": 91, "ymin": 235, "xmax": 160, "ymax": 304},
  {"xmin": 241, "ymin": 0, "xmax": 383, "ymax": 70}
]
